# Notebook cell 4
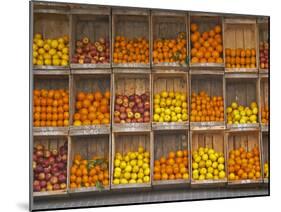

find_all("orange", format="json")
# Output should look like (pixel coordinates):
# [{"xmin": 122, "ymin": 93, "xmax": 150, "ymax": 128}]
[
  {"xmin": 191, "ymin": 23, "xmax": 198, "ymax": 32},
  {"xmin": 161, "ymin": 173, "xmax": 168, "ymax": 180},
  {"xmin": 168, "ymin": 151, "xmax": 176, "ymax": 159},
  {"xmin": 214, "ymin": 25, "xmax": 221, "ymax": 33},
  {"xmin": 169, "ymin": 174, "xmax": 175, "ymax": 180},
  {"xmin": 104, "ymin": 91, "xmax": 110, "ymax": 99},
  {"xmin": 77, "ymin": 92, "xmax": 86, "ymax": 101},
  {"xmin": 160, "ymin": 157, "xmax": 166, "ymax": 164}
]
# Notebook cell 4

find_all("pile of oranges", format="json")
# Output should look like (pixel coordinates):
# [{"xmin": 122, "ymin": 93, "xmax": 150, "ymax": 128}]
[
  {"xmin": 33, "ymin": 89, "xmax": 69, "ymax": 127},
  {"xmin": 228, "ymin": 147, "xmax": 261, "ymax": 181},
  {"xmin": 73, "ymin": 91, "xmax": 110, "ymax": 126},
  {"xmin": 153, "ymin": 150, "xmax": 189, "ymax": 181},
  {"xmin": 190, "ymin": 23, "xmax": 223, "ymax": 64},
  {"xmin": 113, "ymin": 36, "xmax": 149, "ymax": 64},
  {"xmin": 261, "ymin": 105, "xmax": 269, "ymax": 124},
  {"xmin": 153, "ymin": 32, "xmax": 187, "ymax": 64},
  {"xmin": 190, "ymin": 91, "xmax": 224, "ymax": 122},
  {"xmin": 225, "ymin": 48, "xmax": 256, "ymax": 68},
  {"xmin": 70, "ymin": 154, "xmax": 109, "ymax": 189}
]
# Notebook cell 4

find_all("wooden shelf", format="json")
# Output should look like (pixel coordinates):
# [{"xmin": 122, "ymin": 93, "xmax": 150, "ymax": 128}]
[
  {"xmin": 152, "ymin": 122, "xmax": 189, "ymax": 130},
  {"xmin": 112, "ymin": 123, "xmax": 151, "ymax": 132},
  {"xmin": 33, "ymin": 70, "xmax": 70, "ymax": 75},
  {"xmin": 69, "ymin": 125, "xmax": 110, "ymax": 135},
  {"xmin": 70, "ymin": 64, "xmax": 111, "ymax": 69},
  {"xmin": 190, "ymin": 63, "xmax": 224, "ymax": 68},
  {"xmin": 33, "ymin": 190, "xmax": 67, "ymax": 197},
  {"xmin": 33, "ymin": 65, "xmax": 70, "ymax": 70},
  {"xmin": 226, "ymin": 123, "xmax": 260, "ymax": 132},
  {"xmin": 190, "ymin": 122, "xmax": 225, "ymax": 130},
  {"xmin": 33, "ymin": 127, "xmax": 69, "ymax": 136},
  {"xmin": 71, "ymin": 69, "xmax": 111, "ymax": 75},
  {"xmin": 228, "ymin": 179, "xmax": 263, "ymax": 186},
  {"xmin": 152, "ymin": 179, "xmax": 190, "ymax": 188},
  {"xmin": 68, "ymin": 186, "xmax": 110, "ymax": 194},
  {"xmin": 111, "ymin": 183, "xmax": 151, "ymax": 190},
  {"xmin": 191, "ymin": 179, "xmax": 227, "ymax": 187}
]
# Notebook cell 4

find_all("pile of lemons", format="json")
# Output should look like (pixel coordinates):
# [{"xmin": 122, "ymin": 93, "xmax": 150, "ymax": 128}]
[{"xmin": 32, "ymin": 33, "xmax": 69, "ymax": 66}]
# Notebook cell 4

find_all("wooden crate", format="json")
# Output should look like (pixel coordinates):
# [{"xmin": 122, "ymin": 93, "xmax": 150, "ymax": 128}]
[
  {"xmin": 189, "ymin": 13, "xmax": 224, "ymax": 68},
  {"xmin": 259, "ymin": 76, "xmax": 269, "ymax": 131},
  {"xmin": 68, "ymin": 134, "xmax": 111, "ymax": 193},
  {"xmin": 112, "ymin": 73, "xmax": 151, "ymax": 132},
  {"xmin": 190, "ymin": 72, "xmax": 225, "ymax": 130},
  {"xmin": 70, "ymin": 6, "xmax": 111, "ymax": 69},
  {"xmin": 33, "ymin": 75, "xmax": 70, "ymax": 136},
  {"xmin": 112, "ymin": 8, "xmax": 150, "ymax": 68},
  {"xmin": 258, "ymin": 17, "xmax": 269, "ymax": 73},
  {"xmin": 261, "ymin": 132, "xmax": 269, "ymax": 183},
  {"xmin": 190, "ymin": 130, "xmax": 227, "ymax": 187},
  {"xmin": 151, "ymin": 10, "xmax": 188, "ymax": 68},
  {"xmin": 152, "ymin": 72, "xmax": 189, "ymax": 130},
  {"xmin": 111, "ymin": 132, "xmax": 152, "ymax": 189},
  {"xmin": 226, "ymin": 130, "xmax": 262, "ymax": 185},
  {"xmin": 225, "ymin": 76, "xmax": 259, "ymax": 129},
  {"xmin": 33, "ymin": 135, "xmax": 68, "ymax": 197},
  {"xmin": 152, "ymin": 130, "xmax": 190, "ymax": 188},
  {"xmin": 33, "ymin": 6, "xmax": 70, "ymax": 70},
  {"xmin": 69, "ymin": 74, "xmax": 111, "ymax": 135},
  {"xmin": 224, "ymin": 18, "xmax": 258, "ymax": 73}
]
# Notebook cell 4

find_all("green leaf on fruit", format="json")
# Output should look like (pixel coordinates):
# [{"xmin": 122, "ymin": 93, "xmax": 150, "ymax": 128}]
[{"xmin": 96, "ymin": 181, "xmax": 104, "ymax": 191}]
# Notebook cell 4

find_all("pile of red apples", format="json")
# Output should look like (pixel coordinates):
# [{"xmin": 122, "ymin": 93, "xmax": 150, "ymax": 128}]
[{"xmin": 114, "ymin": 93, "xmax": 150, "ymax": 124}]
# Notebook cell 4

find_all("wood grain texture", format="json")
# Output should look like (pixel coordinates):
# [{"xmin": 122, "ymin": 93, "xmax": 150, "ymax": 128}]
[
  {"xmin": 153, "ymin": 130, "xmax": 189, "ymax": 160},
  {"xmin": 114, "ymin": 74, "xmax": 150, "ymax": 96},
  {"xmin": 34, "ymin": 13, "xmax": 70, "ymax": 39},
  {"xmin": 226, "ymin": 78, "xmax": 257, "ymax": 106},
  {"xmin": 34, "ymin": 75, "xmax": 69, "ymax": 90},
  {"xmin": 191, "ymin": 74, "xmax": 223, "ymax": 97},
  {"xmin": 224, "ymin": 23, "xmax": 257, "ymax": 49}
]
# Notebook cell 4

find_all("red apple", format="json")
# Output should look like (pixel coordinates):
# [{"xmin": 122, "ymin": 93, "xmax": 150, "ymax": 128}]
[
  {"xmin": 120, "ymin": 106, "xmax": 126, "ymax": 113},
  {"xmin": 126, "ymin": 108, "xmax": 132, "ymax": 113},
  {"xmin": 144, "ymin": 116, "xmax": 150, "ymax": 122},
  {"xmin": 125, "ymin": 118, "xmax": 132, "ymax": 123},
  {"xmin": 144, "ymin": 101, "xmax": 150, "ymax": 110},
  {"xmin": 116, "ymin": 97, "xmax": 123, "ymax": 105},
  {"xmin": 120, "ymin": 112, "xmax": 127, "ymax": 120},
  {"xmin": 114, "ymin": 116, "xmax": 121, "ymax": 123},
  {"xmin": 137, "ymin": 117, "xmax": 144, "ymax": 123}
]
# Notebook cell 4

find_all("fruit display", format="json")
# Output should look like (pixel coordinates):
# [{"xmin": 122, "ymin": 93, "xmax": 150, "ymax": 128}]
[
  {"xmin": 190, "ymin": 23, "xmax": 223, "ymax": 64},
  {"xmin": 225, "ymin": 48, "xmax": 256, "ymax": 69},
  {"xmin": 259, "ymin": 42, "xmax": 269, "ymax": 69},
  {"xmin": 192, "ymin": 147, "xmax": 226, "ymax": 181},
  {"xmin": 261, "ymin": 105, "xmax": 269, "ymax": 124},
  {"xmin": 153, "ymin": 150, "xmax": 189, "ymax": 181},
  {"xmin": 113, "ymin": 146, "xmax": 150, "ymax": 185},
  {"xmin": 190, "ymin": 91, "xmax": 224, "ymax": 122},
  {"xmin": 71, "ymin": 37, "xmax": 110, "ymax": 64},
  {"xmin": 113, "ymin": 36, "xmax": 149, "ymax": 64},
  {"xmin": 153, "ymin": 32, "xmax": 187, "ymax": 64},
  {"xmin": 114, "ymin": 93, "xmax": 150, "ymax": 124},
  {"xmin": 73, "ymin": 91, "xmax": 110, "ymax": 126},
  {"xmin": 226, "ymin": 102, "xmax": 258, "ymax": 125},
  {"xmin": 153, "ymin": 91, "xmax": 188, "ymax": 123},
  {"xmin": 70, "ymin": 154, "xmax": 109, "ymax": 189},
  {"xmin": 228, "ymin": 147, "xmax": 261, "ymax": 181},
  {"xmin": 33, "ymin": 142, "xmax": 68, "ymax": 192},
  {"xmin": 33, "ymin": 33, "xmax": 69, "ymax": 66},
  {"xmin": 33, "ymin": 89, "xmax": 69, "ymax": 127},
  {"xmin": 264, "ymin": 162, "xmax": 269, "ymax": 178}
]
